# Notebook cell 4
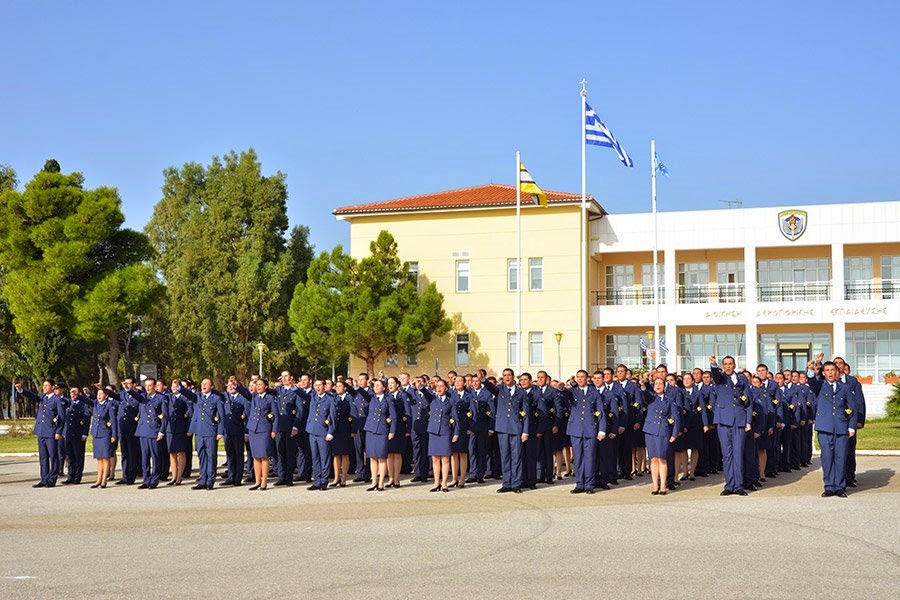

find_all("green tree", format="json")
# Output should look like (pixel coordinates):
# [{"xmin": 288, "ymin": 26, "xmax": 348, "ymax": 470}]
[
  {"xmin": 146, "ymin": 149, "xmax": 313, "ymax": 383},
  {"xmin": 289, "ymin": 230, "xmax": 451, "ymax": 374},
  {"xmin": 0, "ymin": 162, "xmax": 160, "ymax": 384}
]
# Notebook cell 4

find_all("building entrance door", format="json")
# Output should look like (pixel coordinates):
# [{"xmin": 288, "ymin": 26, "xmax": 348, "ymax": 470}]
[{"xmin": 778, "ymin": 345, "xmax": 811, "ymax": 372}]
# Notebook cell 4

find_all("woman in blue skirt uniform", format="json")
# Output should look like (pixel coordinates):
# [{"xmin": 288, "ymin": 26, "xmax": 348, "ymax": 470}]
[
  {"xmin": 329, "ymin": 380, "xmax": 354, "ymax": 487},
  {"xmin": 385, "ymin": 377, "xmax": 408, "ymax": 489},
  {"xmin": 90, "ymin": 388, "xmax": 118, "ymax": 488},
  {"xmin": 643, "ymin": 378, "xmax": 681, "ymax": 495},
  {"xmin": 680, "ymin": 373, "xmax": 704, "ymax": 481},
  {"xmin": 449, "ymin": 376, "xmax": 474, "ymax": 487},
  {"xmin": 165, "ymin": 381, "xmax": 193, "ymax": 486},
  {"xmin": 631, "ymin": 380, "xmax": 647, "ymax": 477},
  {"xmin": 426, "ymin": 379, "xmax": 460, "ymax": 492},
  {"xmin": 362, "ymin": 379, "xmax": 397, "ymax": 492},
  {"xmin": 247, "ymin": 379, "xmax": 276, "ymax": 491},
  {"xmin": 553, "ymin": 381, "xmax": 571, "ymax": 480}
]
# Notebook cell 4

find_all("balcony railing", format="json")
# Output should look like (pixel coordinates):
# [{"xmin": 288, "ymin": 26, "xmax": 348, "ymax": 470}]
[
  {"xmin": 844, "ymin": 279, "xmax": 900, "ymax": 300},
  {"xmin": 676, "ymin": 283, "xmax": 746, "ymax": 304},
  {"xmin": 594, "ymin": 286, "xmax": 664, "ymax": 305},
  {"xmin": 757, "ymin": 282, "xmax": 831, "ymax": 302}
]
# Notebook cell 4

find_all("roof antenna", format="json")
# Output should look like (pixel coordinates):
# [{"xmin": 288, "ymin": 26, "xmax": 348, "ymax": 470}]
[{"xmin": 719, "ymin": 198, "xmax": 743, "ymax": 209}]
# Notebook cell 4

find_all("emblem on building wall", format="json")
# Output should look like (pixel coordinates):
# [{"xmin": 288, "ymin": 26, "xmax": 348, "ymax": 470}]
[{"xmin": 778, "ymin": 210, "xmax": 807, "ymax": 241}]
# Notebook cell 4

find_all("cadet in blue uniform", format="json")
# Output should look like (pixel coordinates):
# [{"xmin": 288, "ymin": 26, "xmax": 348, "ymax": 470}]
[
  {"xmin": 563, "ymin": 370, "xmax": 606, "ymax": 494},
  {"xmin": 272, "ymin": 378, "xmax": 301, "ymax": 487},
  {"xmin": 16, "ymin": 380, "xmax": 64, "ymax": 488},
  {"xmin": 535, "ymin": 371, "xmax": 560, "ymax": 485},
  {"xmin": 643, "ymin": 378, "xmax": 681, "ymax": 495},
  {"xmin": 595, "ymin": 370, "xmax": 620, "ymax": 490},
  {"xmin": 114, "ymin": 378, "xmax": 141, "ymax": 485},
  {"xmin": 449, "ymin": 375, "xmax": 474, "ymax": 488},
  {"xmin": 221, "ymin": 381, "xmax": 249, "ymax": 486},
  {"xmin": 135, "ymin": 379, "xmax": 166, "ymax": 489},
  {"xmin": 352, "ymin": 374, "xmax": 372, "ymax": 483},
  {"xmin": 615, "ymin": 365, "xmax": 639, "ymax": 480},
  {"xmin": 188, "ymin": 379, "xmax": 225, "ymax": 490},
  {"xmin": 798, "ymin": 372, "xmax": 817, "ymax": 467},
  {"xmin": 482, "ymin": 369, "xmax": 531, "ymax": 494},
  {"xmin": 808, "ymin": 361, "xmax": 857, "ymax": 497},
  {"xmin": 362, "ymin": 379, "xmax": 397, "ymax": 491},
  {"xmin": 62, "ymin": 387, "xmax": 91, "ymax": 485},
  {"xmin": 165, "ymin": 380, "xmax": 193, "ymax": 486},
  {"xmin": 466, "ymin": 376, "xmax": 494, "ymax": 484},
  {"xmin": 385, "ymin": 377, "xmax": 408, "ymax": 488},
  {"xmin": 408, "ymin": 376, "xmax": 432, "ymax": 483},
  {"xmin": 247, "ymin": 379, "xmax": 277, "ymax": 491},
  {"xmin": 709, "ymin": 355, "xmax": 753, "ymax": 496},
  {"xmin": 90, "ymin": 388, "xmax": 118, "ymax": 488},
  {"xmin": 426, "ymin": 379, "xmax": 459, "ymax": 492},
  {"xmin": 305, "ymin": 379, "xmax": 336, "ymax": 490},
  {"xmin": 329, "ymin": 380, "xmax": 354, "ymax": 487},
  {"xmin": 680, "ymin": 374, "xmax": 703, "ymax": 481},
  {"xmin": 834, "ymin": 357, "xmax": 865, "ymax": 488}
]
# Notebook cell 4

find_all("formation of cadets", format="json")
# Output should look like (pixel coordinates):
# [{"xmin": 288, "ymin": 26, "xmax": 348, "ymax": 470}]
[{"xmin": 14, "ymin": 351, "xmax": 866, "ymax": 498}]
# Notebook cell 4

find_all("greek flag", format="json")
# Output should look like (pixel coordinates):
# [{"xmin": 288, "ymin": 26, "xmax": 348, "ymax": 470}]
[
  {"xmin": 658, "ymin": 337, "xmax": 669, "ymax": 354},
  {"xmin": 640, "ymin": 338, "xmax": 648, "ymax": 355},
  {"xmin": 585, "ymin": 102, "xmax": 633, "ymax": 167},
  {"xmin": 654, "ymin": 152, "xmax": 669, "ymax": 177}
]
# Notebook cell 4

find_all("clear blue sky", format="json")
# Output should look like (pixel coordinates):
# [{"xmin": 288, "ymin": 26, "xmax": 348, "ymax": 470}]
[{"xmin": 3, "ymin": 1, "xmax": 898, "ymax": 253}]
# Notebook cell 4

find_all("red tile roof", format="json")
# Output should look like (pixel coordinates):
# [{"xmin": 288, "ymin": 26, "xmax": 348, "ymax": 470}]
[{"xmin": 334, "ymin": 183, "xmax": 599, "ymax": 216}]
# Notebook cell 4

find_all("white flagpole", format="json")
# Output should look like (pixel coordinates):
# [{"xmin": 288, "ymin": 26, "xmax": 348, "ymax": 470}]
[
  {"xmin": 651, "ymin": 139, "xmax": 661, "ymax": 364},
  {"xmin": 580, "ymin": 80, "xmax": 588, "ymax": 371},
  {"xmin": 516, "ymin": 150, "xmax": 522, "ymax": 372}
]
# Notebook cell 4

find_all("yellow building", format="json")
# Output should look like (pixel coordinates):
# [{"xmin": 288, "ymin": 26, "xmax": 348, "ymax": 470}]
[{"xmin": 334, "ymin": 184, "xmax": 600, "ymax": 379}]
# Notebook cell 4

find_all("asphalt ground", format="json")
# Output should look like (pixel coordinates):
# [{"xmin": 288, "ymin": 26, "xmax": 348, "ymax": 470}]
[{"xmin": 1, "ymin": 455, "xmax": 898, "ymax": 599}]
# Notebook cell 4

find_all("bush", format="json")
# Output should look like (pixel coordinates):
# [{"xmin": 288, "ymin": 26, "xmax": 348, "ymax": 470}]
[{"xmin": 887, "ymin": 383, "xmax": 900, "ymax": 420}]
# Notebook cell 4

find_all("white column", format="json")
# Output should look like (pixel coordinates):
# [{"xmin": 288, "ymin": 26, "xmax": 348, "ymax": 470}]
[
  {"xmin": 744, "ymin": 245, "xmax": 758, "ymax": 367},
  {"xmin": 744, "ymin": 245, "xmax": 757, "ymax": 306},
  {"xmin": 663, "ymin": 247, "xmax": 677, "ymax": 368},
  {"xmin": 666, "ymin": 322, "xmax": 678, "ymax": 370},
  {"xmin": 831, "ymin": 242, "xmax": 845, "ymax": 302},
  {"xmin": 833, "ymin": 320, "xmax": 847, "ymax": 359},
  {"xmin": 745, "ymin": 321, "xmax": 758, "ymax": 369}
]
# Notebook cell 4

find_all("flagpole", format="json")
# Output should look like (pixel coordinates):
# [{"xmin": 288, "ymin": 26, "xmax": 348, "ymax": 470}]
[
  {"xmin": 516, "ymin": 150, "xmax": 523, "ymax": 372},
  {"xmin": 651, "ymin": 139, "xmax": 661, "ymax": 365},
  {"xmin": 580, "ymin": 80, "xmax": 588, "ymax": 371}
]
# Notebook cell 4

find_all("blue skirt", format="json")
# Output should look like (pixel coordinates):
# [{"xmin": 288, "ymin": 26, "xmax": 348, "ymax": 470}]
[
  {"xmin": 249, "ymin": 432, "xmax": 274, "ymax": 459},
  {"xmin": 93, "ymin": 436, "xmax": 114, "ymax": 459},
  {"xmin": 682, "ymin": 425, "xmax": 702, "ymax": 450},
  {"xmin": 167, "ymin": 432, "xmax": 191, "ymax": 454},
  {"xmin": 387, "ymin": 431, "xmax": 406, "ymax": 455},
  {"xmin": 646, "ymin": 433, "xmax": 671, "ymax": 460},
  {"xmin": 632, "ymin": 429, "xmax": 646, "ymax": 448},
  {"xmin": 365, "ymin": 431, "xmax": 388, "ymax": 459},
  {"xmin": 450, "ymin": 432, "xmax": 468, "ymax": 454},
  {"xmin": 428, "ymin": 433, "xmax": 451, "ymax": 457},
  {"xmin": 332, "ymin": 431, "xmax": 353, "ymax": 456}
]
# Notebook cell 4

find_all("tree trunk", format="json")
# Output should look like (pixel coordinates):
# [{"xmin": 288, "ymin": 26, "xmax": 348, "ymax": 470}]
[
  {"xmin": 105, "ymin": 329, "xmax": 121, "ymax": 388},
  {"xmin": 365, "ymin": 355, "xmax": 375, "ymax": 377}
]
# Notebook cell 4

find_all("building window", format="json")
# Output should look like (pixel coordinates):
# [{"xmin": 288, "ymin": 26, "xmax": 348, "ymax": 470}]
[
  {"xmin": 640, "ymin": 263, "xmax": 665, "ymax": 305},
  {"xmin": 529, "ymin": 258, "xmax": 543, "ymax": 291},
  {"xmin": 677, "ymin": 262, "xmax": 710, "ymax": 303},
  {"xmin": 678, "ymin": 333, "xmax": 746, "ymax": 373},
  {"xmin": 844, "ymin": 257, "xmax": 873, "ymax": 299},
  {"xmin": 604, "ymin": 335, "xmax": 644, "ymax": 369},
  {"xmin": 507, "ymin": 259, "xmax": 518, "ymax": 291},
  {"xmin": 455, "ymin": 260, "xmax": 469, "ymax": 293},
  {"xmin": 603, "ymin": 264, "xmax": 635, "ymax": 305},
  {"xmin": 507, "ymin": 332, "xmax": 519, "ymax": 366},
  {"xmin": 882, "ymin": 255, "xmax": 900, "ymax": 299},
  {"xmin": 846, "ymin": 329, "xmax": 900, "ymax": 380},
  {"xmin": 405, "ymin": 351, "xmax": 418, "ymax": 367},
  {"xmin": 456, "ymin": 334, "xmax": 470, "ymax": 367},
  {"xmin": 405, "ymin": 261, "xmax": 419, "ymax": 291},
  {"xmin": 757, "ymin": 257, "xmax": 830, "ymax": 301},
  {"xmin": 758, "ymin": 332, "xmax": 832, "ymax": 373},
  {"xmin": 529, "ymin": 332, "xmax": 543, "ymax": 365},
  {"xmin": 385, "ymin": 353, "xmax": 399, "ymax": 367},
  {"xmin": 716, "ymin": 260, "xmax": 745, "ymax": 302}
]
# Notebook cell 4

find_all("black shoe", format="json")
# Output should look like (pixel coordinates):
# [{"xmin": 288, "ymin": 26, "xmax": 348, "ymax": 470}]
[
  {"xmin": 249, "ymin": 485, "xmax": 261, "ymax": 491},
  {"xmin": 32, "ymin": 482, "xmax": 46, "ymax": 488},
  {"xmin": 410, "ymin": 476, "xmax": 422, "ymax": 483},
  {"xmin": 696, "ymin": 472, "xmax": 709, "ymax": 478},
  {"xmin": 243, "ymin": 477, "xmax": 255, "ymax": 484},
  {"xmin": 585, "ymin": 488, "xmax": 595, "ymax": 494},
  {"xmin": 477, "ymin": 478, "xmax": 485, "ymax": 484},
  {"xmin": 497, "ymin": 487, "xmax": 511, "ymax": 493},
  {"xmin": 659, "ymin": 490, "xmax": 667, "ymax": 496},
  {"xmin": 165, "ymin": 480, "xmax": 176, "ymax": 486},
  {"xmin": 308, "ymin": 484, "xmax": 320, "ymax": 491},
  {"xmin": 61, "ymin": 480, "xmax": 74, "ymax": 485},
  {"xmin": 512, "ymin": 488, "xmax": 522, "ymax": 493},
  {"xmin": 847, "ymin": 482, "xmax": 857, "ymax": 488},
  {"xmin": 465, "ymin": 478, "xmax": 477, "ymax": 484},
  {"xmin": 835, "ymin": 489, "xmax": 848, "ymax": 498},
  {"xmin": 597, "ymin": 483, "xmax": 610, "ymax": 490},
  {"xmin": 429, "ymin": 486, "xmax": 440, "ymax": 492},
  {"xmin": 821, "ymin": 490, "xmax": 834, "ymax": 497},
  {"xmin": 115, "ymin": 480, "xmax": 128, "ymax": 485},
  {"xmin": 720, "ymin": 489, "xmax": 732, "ymax": 496},
  {"xmin": 528, "ymin": 484, "xmax": 537, "ymax": 490},
  {"xmin": 138, "ymin": 484, "xmax": 149, "ymax": 489},
  {"xmin": 191, "ymin": 484, "xmax": 206, "ymax": 490},
  {"xmin": 651, "ymin": 489, "xmax": 660, "ymax": 496},
  {"xmin": 624, "ymin": 475, "xmax": 633, "ymax": 481},
  {"xmin": 735, "ymin": 489, "xmax": 748, "ymax": 496},
  {"xmin": 365, "ymin": 485, "xmax": 378, "ymax": 492},
  {"xmin": 609, "ymin": 479, "xmax": 619, "ymax": 485},
  {"xmin": 273, "ymin": 480, "xmax": 287, "ymax": 487},
  {"xmin": 90, "ymin": 483, "xmax": 101, "ymax": 489},
  {"xmin": 353, "ymin": 477, "xmax": 365, "ymax": 483},
  {"xmin": 219, "ymin": 480, "xmax": 233, "ymax": 486},
  {"xmin": 570, "ymin": 487, "xmax": 585, "ymax": 494},
  {"xmin": 206, "ymin": 484, "xmax": 214, "ymax": 490},
  {"xmin": 148, "ymin": 483, "xmax": 158, "ymax": 489}
]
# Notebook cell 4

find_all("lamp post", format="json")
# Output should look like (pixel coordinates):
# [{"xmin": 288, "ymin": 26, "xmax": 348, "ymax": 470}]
[
  {"xmin": 554, "ymin": 331, "xmax": 563, "ymax": 381},
  {"xmin": 256, "ymin": 342, "xmax": 267, "ymax": 378}
]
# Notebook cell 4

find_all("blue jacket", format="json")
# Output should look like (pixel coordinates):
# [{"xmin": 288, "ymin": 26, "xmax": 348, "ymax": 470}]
[
  {"xmin": 401, "ymin": 385, "xmax": 430, "ymax": 435},
  {"xmin": 352, "ymin": 389, "xmax": 371, "ymax": 434},
  {"xmin": 19, "ymin": 389, "xmax": 65, "ymax": 438},
  {"xmin": 90, "ymin": 400, "xmax": 118, "ymax": 440},
  {"xmin": 427, "ymin": 394, "xmax": 461, "ymax": 437},
  {"xmin": 63, "ymin": 396, "xmax": 91, "ymax": 440},
  {"xmin": 682, "ymin": 387, "xmax": 704, "ymax": 429},
  {"xmin": 643, "ymin": 393, "xmax": 682, "ymax": 438},
  {"xmin": 449, "ymin": 388, "xmax": 475, "ymax": 434},
  {"xmin": 306, "ymin": 393, "xmax": 337, "ymax": 437},
  {"xmin": 563, "ymin": 385, "xmax": 605, "ymax": 439},
  {"xmin": 333, "ymin": 393, "xmax": 354, "ymax": 437},
  {"xmin": 709, "ymin": 365, "xmax": 753, "ymax": 427},
  {"xmin": 189, "ymin": 391, "xmax": 225, "ymax": 437},
  {"xmin": 697, "ymin": 383, "xmax": 716, "ymax": 428},
  {"xmin": 362, "ymin": 394, "xmax": 398, "ymax": 436},
  {"xmin": 165, "ymin": 393, "xmax": 193, "ymax": 436},
  {"xmin": 247, "ymin": 392, "xmax": 276, "ymax": 434},
  {"xmin": 537, "ymin": 385, "xmax": 563, "ymax": 431},
  {"xmin": 272, "ymin": 386, "xmax": 302, "ymax": 432},
  {"xmin": 135, "ymin": 392, "xmax": 167, "ymax": 438},
  {"xmin": 809, "ymin": 377, "xmax": 857, "ymax": 435},
  {"xmin": 839, "ymin": 374, "xmax": 866, "ymax": 426},
  {"xmin": 117, "ymin": 389, "xmax": 141, "ymax": 436},
  {"xmin": 221, "ymin": 392, "xmax": 249, "ymax": 435},
  {"xmin": 484, "ymin": 380, "xmax": 532, "ymax": 436},
  {"xmin": 470, "ymin": 386, "xmax": 495, "ymax": 433}
]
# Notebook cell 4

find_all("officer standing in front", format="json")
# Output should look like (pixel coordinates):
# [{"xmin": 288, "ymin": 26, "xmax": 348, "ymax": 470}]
[
  {"xmin": 15, "ymin": 380, "xmax": 64, "ymax": 488},
  {"xmin": 188, "ymin": 379, "xmax": 225, "ymax": 490},
  {"xmin": 709, "ymin": 355, "xmax": 753, "ymax": 496}
]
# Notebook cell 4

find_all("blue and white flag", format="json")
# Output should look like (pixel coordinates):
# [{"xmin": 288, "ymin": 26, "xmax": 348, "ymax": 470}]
[
  {"xmin": 585, "ymin": 102, "xmax": 633, "ymax": 167},
  {"xmin": 654, "ymin": 152, "xmax": 669, "ymax": 177},
  {"xmin": 640, "ymin": 338, "xmax": 648, "ymax": 354},
  {"xmin": 658, "ymin": 337, "xmax": 669, "ymax": 354}
]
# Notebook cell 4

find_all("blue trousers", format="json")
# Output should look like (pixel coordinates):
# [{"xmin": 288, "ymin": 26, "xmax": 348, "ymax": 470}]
[
  {"xmin": 310, "ymin": 434, "xmax": 332, "ymax": 487},
  {"xmin": 538, "ymin": 429, "xmax": 555, "ymax": 482},
  {"xmin": 523, "ymin": 434, "xmax": 539, "ymax": 486},
  {"xmin": 790, "ymin": 426, "xmax": 802, "ymax": 468},
  {"xmin": 411, "ymin": 429, "xmax": 430, "ymax": 478},
  {"xmin": 819, "ymin": 431, "xmax": 849, "ymax": 492},
  {"xmin": 353, "ymin": 431, "xmax": 369, "ymax": 479},
  {"xmin": 195, "ymin": 435, "xmax": 218, "ymax": 485},
  {"xmin": 778, "ymin": 427, "xmax": 793, "ymax": 470},
  {"xmin": 119, "ymin": 431, "xmax": 141, "ymax": 483},
  {"xmin": 139, "ymin": 436, "xmax": 161, "ymax": 485},
  {"xmin": 275, "ymin": 431, "xmax": 296, "ymax": 483},
  {"xmin": 497, "ymin": 432, "xmax": 523, "ymax": 489},
  {"xmin": 224, "ymin": 434, "xmax": 244, "ymax": 483},
  {"xmin": 64, "ymin": 436, "xmax": 86, "ymax": 482},
  {"xmin": 571, "ymin": 435, "xmax": 596, "ymax": 490},
  {"xmin": 295, "ymin": 432, "xmax": 311, "ymax": 480},
  {"xmin": 845, "ymin": 432, "xmax": 858, "ymax": 483},
  {"xmin": 38, "ymin": 436, "xmax": 59, "ymax": 485},
  {"xmin": 742, "ymin": 431, "xmax": 758, "ymax": 488},
  {"xmin": 617, "ymin": 427, "xmax": 632, "ymax": 478},
  {"xmin": 717, "ymin": 424, "xmax": 745, "ymax": 492},
  {"xmin": 468, "ymin": 429, "xmax": 488, "ymax": 479}
]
